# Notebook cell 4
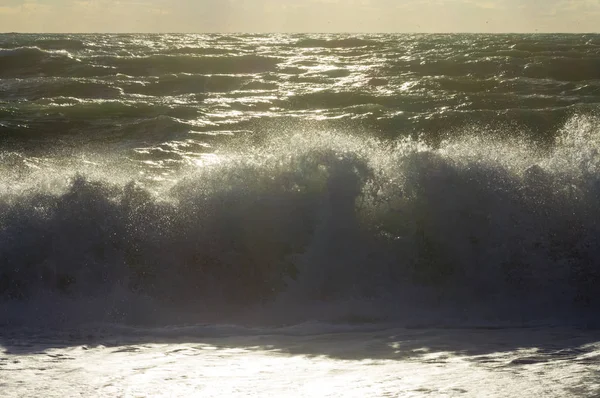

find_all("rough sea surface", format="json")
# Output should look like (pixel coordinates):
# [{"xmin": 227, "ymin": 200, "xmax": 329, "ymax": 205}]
[{"xmin": 1, "ymin": 34, "xmax": 600, "ymax": 396}]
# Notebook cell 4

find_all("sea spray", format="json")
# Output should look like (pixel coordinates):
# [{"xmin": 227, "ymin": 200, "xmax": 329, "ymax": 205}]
[{"xmin": 2, "ymin": 116, "xmax": 600, "ymax": 325}]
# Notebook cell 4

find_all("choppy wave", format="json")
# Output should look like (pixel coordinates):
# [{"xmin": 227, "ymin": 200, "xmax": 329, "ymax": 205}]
[
  {"xmin": 34, "ymin": 38, "xmax": 87, "ymax": 51},
  {"xmin": 0, "ymin": 47, "xmax": 112, "ymax": 78},
  {"xmin": 295, "ymin": 38, "xmax": 378, "ymax": 48},
  {"xmin": 100, "ymin": 54, "xmax": 281, "ymax": 76},
  {"xmin": 524, "ymin": 58, "xmax": 600, "ymax": 81},
  {"xmin": 0, "ymin": 48, "xmax": 280, "ymax": 78},
  {"xmin": 1, "ymin": 78, "xmax": 122, "ymax": 101},
  {"xmin": 163, "ymin": 47, "xmax": 235, "ymax": 56},
  {"xmin": 2, "ymin": 33, "xmax": 600, "ymax": 327},
  {"xmin": 123, "ymin": 74, "xmax": 245, "ymax": 96},
  {"xmin": 2, "ymin": 115, "xmax": 600, "ymax": 326}
]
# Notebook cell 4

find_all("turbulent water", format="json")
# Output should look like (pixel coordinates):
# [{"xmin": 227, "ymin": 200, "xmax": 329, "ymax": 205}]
[
  {"xmin": 2, "ymin": 33, "xmax": 600, "ymax": 325},
  {"xmin": 3, "ymin": 32, "xmax": 600, "ymax": 397}
]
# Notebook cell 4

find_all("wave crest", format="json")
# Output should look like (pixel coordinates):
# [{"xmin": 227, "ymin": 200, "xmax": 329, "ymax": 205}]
[{"xmin": 2, "ymin": 116, "xmax": 600, "ymax": 324}]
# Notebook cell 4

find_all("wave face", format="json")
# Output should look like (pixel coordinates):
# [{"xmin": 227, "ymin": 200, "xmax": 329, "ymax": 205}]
[
  {"xmin": 2, "ymin": 33, "xmax": 600, "ymax": 326},
  {"xmin": 3, "ymin": 118, "xmax": 600, "ymax": 325}
]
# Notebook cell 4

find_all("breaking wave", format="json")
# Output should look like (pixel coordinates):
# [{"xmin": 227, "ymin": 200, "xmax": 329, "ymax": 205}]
[{"xmin": 2, "ymin": 115, "xmax": 600, "ymax": 326}]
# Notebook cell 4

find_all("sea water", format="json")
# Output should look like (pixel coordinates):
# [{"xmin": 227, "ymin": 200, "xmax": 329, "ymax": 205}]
[{"xmin": 1, "ymin": 33, "xmax": 600, "ymax": 396}]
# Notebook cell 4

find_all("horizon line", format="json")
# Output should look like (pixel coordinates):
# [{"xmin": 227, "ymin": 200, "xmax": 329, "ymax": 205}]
[{"xmin": 2, "ymin": 31, "xmax": 599, "ymax": 35}]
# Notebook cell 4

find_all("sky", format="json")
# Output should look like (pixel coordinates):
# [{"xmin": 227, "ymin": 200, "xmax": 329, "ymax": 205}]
[{"xmin": 0, "ymin": 0, "xmax": 599, "ymax": 33}]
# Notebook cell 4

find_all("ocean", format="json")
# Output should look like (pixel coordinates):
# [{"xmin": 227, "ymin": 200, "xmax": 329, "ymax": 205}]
[{"xmin": 1, "ymin": 33, "xmax": 600, "ymax": 396}]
